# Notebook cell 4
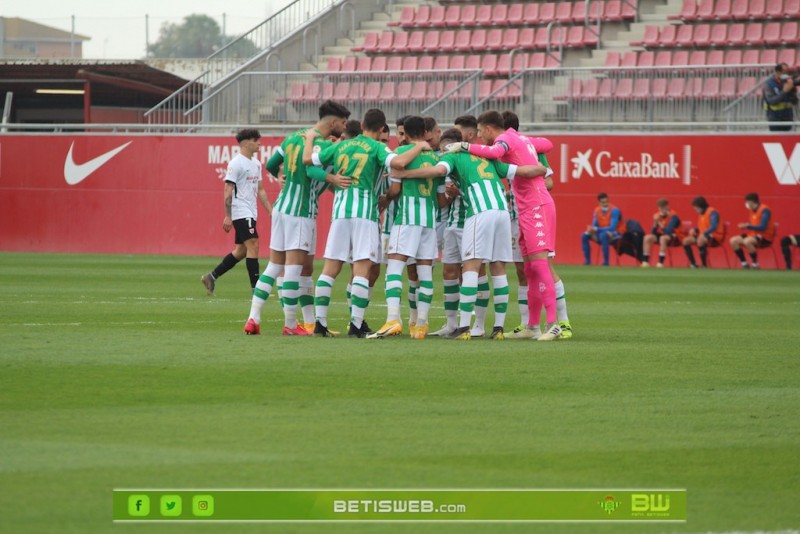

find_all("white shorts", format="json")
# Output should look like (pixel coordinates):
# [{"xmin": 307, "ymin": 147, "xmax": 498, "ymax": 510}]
[
  {"xmin": 462, "ymin": 210, "xmax": 512, "ymax": 263},
  {"xmin": 324, "ymin": 218, "xmax": 379, "ymax": 263},
  {"xmin": 270, "ymin": 211, "xmax": 315, "ymax": 253},
  {"xmin": 510, "ymin": 218, "xmax": 523, "ymax": 263},
  {"xmin": 442, "ymin": 226, "xmax": 464, "ymax": 264},
  {"xmin": 436, "ymin": 220, "xmax": 447, "ymax": 253},
  {"xmin": 386, "ymin": 224, "xmax": 438, "ymax": 261}
]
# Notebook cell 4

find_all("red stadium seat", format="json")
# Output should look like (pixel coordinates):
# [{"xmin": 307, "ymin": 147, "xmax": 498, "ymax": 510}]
[
  {"xmin": 701, "ymin": 77, "xmax": 721, "ymax": 98},
  {"xmin": 390, "ymin": 32, "xmax": 408, "ymax": 53},
  {"xmin": 529, "ymin": 52, "xmax": 546, "ymax": 69},
  {"xmin": 764, "ymin": 21, "xmax": 782, "ymax": 44},
  {"xmin": 286, "ymin": 82, "xmax": 304, "ymax": 103},
  {"xmin": 615, "ymin": 78, "xmax": 634, "ymax": 99},
  {"xmin": 321, "ymin": 82, "xmax": 335, "ymax": 100},
  {"xmin": 566, "ymin": 26, "xmax": 587, "ymax": 47},
  {"xmin": 523, "ymin": 3, "xmax": 540, "ymax": 24},
  {"xmin": 486, "ymin": 29, "xmax": 504, "ymax": 51},
  {"xmin": 638, "ymin": 25, "xmax": 660, "ymax": 47},
  {"xmin": 694, "ymin": 24, "xmax": 712, "ymax": 46},
  {"xmin": 638, "ymin": 50, "xmax": 655, "ymax": 67},
  {"xmin": 371, "ymin": 56, "xmax": 387, "ymax": 72},
  {"xmin": 514, "ymin": 28, "xmax": 530, "ymax": 48},
  {"xmin": 689, "ymin": 50, "xmax": 707, "ymax": 66},
  {"xmin": 597, "ymin": 78, "xmax": 616, "ymax": 99},
  {"xmin": 465, "ymin": 54, "xmax": 482, "ymax": 71},
  {"xmin": 461, "ymin": 5, "xmax": 478, "ymax": 26},
  {"xmin": 450, "ymin": 55, "xmax": 466, "ymax": 71},
  {"xmin": 408, "ymin": 31, "xmax": 425, "ymax": 53},
  {"xmin": 748, "ymin": 0, "xmax": 766, "ymax": 18},
  {"xmin": 539, "ymin": 2, "xmax": 557, "ymax": 24},
  {"xmin": 584, "ymin": 27, "xmax": 599, "ymax": 47},
  {"xmin": 333, "ymin": 82, "xmax": 351, "ymax": 101},
  {"xmin": 326, "ymin": 57, "xmax": 341, "ymax": 72},
  {"xmin": 760, "ymin": 48, "xmax": 778, "ymax": 65},
  {"xmin": 622, "ymin": 0, "xmax": 638, "ymax": 19},
  {"xmin": 786, "ymin": 0, "xmax": 800, "ymax": 16},
  {"xmin": 496, "ymin": 53, "xmax": 511, "ymax": 75},
  {"xmin": 709, "ymin": 24, "xmax": 729, "ymax": 45},
  {"xmin": 492, "ymin": 4, "xmax": 509, "ymax": 25},
  {"xmin": 418, "ymin": 56, "xmax": 433, "ymax": 71},
  {"xmin": 512, "ymin": 52, "xmax": 530, "ymax": 72},
  {"xmin": 354, "ymin": 32, "xmax": 377, "ymax": 53},
  {"xmin": 632, "ymin": 78, "xmax": 651, "ymax": 99},
  {"xmin": 453, "ymin": 30, "xmax": 472, "ymax": 52},
  {"xmin": 659, "ymin": 24, "xmax": 678, "ymax": 46},
  {"xmin": 604, "ymin": 51, "xmax": 621, "ymax": 67},
  {"xmin": 621, "ymin": 51, "xmax": 638, "ymax": 67},
  {"xmin": 476, "ymin": 4, "xmax": 493, "ymax": 26},
  {"xmin": 302, "ymin": 82, "xmax": 321, "ymax": 102},
  {"xmin": 545, "ymin": 51, "xmax": 562, "ymax": 67},
  {"xmin": 394, "ymin": 7, "xmax": 414, "ymax": 28},
  {"xmin": 422, "ymin": 31, "xmax": 442, "ymax": 53},
  {"xmin": 355, "ymin": 56, "xmax": 371, "ymax": 71},
  {"xmin": 666, "ymin": 78, "xmax": 688, "ymax": 99},
  {"xmin": 671, "ymin": 0, "xmax": 698, "ymax": 20},
  {"xmin": 507, "ymin": 3, "xmax": 524, "ymax": 25},
  {"xmin": 341, "ymin": 56, "xmax": 357, "ymax": 71},
  {"xmin": 396, "ymin": 81, "xmax": 414, "ymax": 101},
  {"xmin": 432, "ymin": 55, "xmax": 449, "ymax": 71},
  {"xmin": 737, "ymin": 76, "xmax": 758, "ymax": 96},
  {"xmin": 719, "ymin": 77, "xmax": 738, "ymax": 98},
  {"xmin": 375, "ymin": 31, "xmax": 394, "ymax": 53},
  {"xmin": 655, "ymin": 50, "xmax": 672, "ymax": 67},
  {"xmin": 439, "ymin": 30, "xmax": 456, "ymax": 52},
  {"xmin": 765, "ymin": 0, "xmax": 783, "ymax": 17},
  {"xmin": 727, "ymin": 49, "xmax": 745, "ymax": 66},
  {"xmin": 781, "ymin": 21, "xmax": 799, "ymax": 44},
  {"xmin": 428, "ymin": 6, "xmax": 446, "ymax": 28},
  {"xmin": 581, "ymin": 78, "xmax": 600, "ymax": 100},
  {"xmin": 558, "ymin": 78, "xmax": 583, "ymax": 101},
  {"xmin": 441, "ymin": 5, "xmax": 460, "ymax": 28},
  {"xmin": 363, "ymin": 81, "xmax": 384, "ymax": 101},
  {"xmin": 652, "ymin": 78, "xmax": 669, "ymax": 98},
  {"xmin": 414, "ymin": 5, "xmax": 432, "ymax": 28},
  {"xmin": 470, "ymin": 29, "xmax": 488, "ymax": 51},
  {"xmin": 498, "ymin": 79, "xmax": 522, "ymax": 100},
  {"xmin": 482, "ymin": 54, "xmax": 499, "ymax": 76},
  {"xmin": 696, "ymin": 0, "xmax": 715, "ymax": 19},
  {"xmin": 478, "ymin": 79, "xmax": 494, "ymax": 99},
  {"xmin": 777, "ymin": 48, "xmax": 797, "ymax": 68},
  {"xmin": 672, "ymin": 49, "xmax": 690, "ymax": 66},
  {"xmin": 588, "ymin": 0, "xmax": 604, "ymax": 21},
  {"xmin": 726, "ymin": 23, "xmax": 746, "ymax": 45},
  {"xmin": 731, "ymin": 0, "xmax": 749, "ymax": 19},
  {"xmin": 386, "ymin": 56, "xmax": 402, "ymax": 72},
  {"xmin": 707, "ymin": 49, "xmax": 725, "ymax": 66},
  {"xmin": 401, "ymin": 56, "xmax": 418, "ymax": 71},
  {"xmin": 676, "ymin": 24, "xmax": 694, "ymax": 46},
  {"xmin": 556, "ymin": 2, "xmax": 573, "ymax": 23},
  {"xmin": 604, "ymin": 0, "xmax": 624, "ymax": 22},
  {"xmin": 744, "ymin": 22, "xmax": 764, "ymax": 45}
]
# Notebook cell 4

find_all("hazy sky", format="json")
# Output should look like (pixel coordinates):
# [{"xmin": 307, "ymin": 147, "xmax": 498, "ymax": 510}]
[{"xmin": 4, "ymin": 0, "xmax": 292, "ymax": 59}]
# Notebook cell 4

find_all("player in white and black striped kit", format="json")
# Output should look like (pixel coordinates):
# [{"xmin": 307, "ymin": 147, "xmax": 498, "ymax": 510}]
[{"xmin": 201, "ymin": 129, "xmax": 272, "ymax": 295}]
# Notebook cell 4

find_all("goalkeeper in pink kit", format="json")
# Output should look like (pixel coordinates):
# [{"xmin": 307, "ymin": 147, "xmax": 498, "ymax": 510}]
[{"xmin": 444, "ymin": 111, "xmax": 561, "ymax": 340}]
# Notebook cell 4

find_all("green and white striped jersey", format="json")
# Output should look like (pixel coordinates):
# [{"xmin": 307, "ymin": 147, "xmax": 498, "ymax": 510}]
[
  {"xmin": 393, "ymin": 144, "xmax": 443, "ymax": 228},
  {"xmin": 268, "ymin": 129, "xmax": 331, "ymax": 219},
  {"xmin": 446, "ymin": 184, "xmax": 468, "ymax": 229},
  {"xmin": 438, "ymin": 153, "xmax": 516, "ymax": 218},
  {"xmin": 314, "ymin": 134, "xmax": 395, "ymax": 222}
]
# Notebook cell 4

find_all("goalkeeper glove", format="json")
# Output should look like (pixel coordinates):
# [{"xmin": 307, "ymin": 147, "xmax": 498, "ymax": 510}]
[{"xmin": 444, "ymin": 142, "xmax": 470, "ymax": 153}]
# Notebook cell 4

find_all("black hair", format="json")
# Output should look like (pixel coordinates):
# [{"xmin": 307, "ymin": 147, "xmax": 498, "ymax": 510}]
[
  {"xmin": 319, "ymin": 99, "xmax": 351, "ymax": 120},
  {"xmin": 343, "ymin": 119, "xmax": 362, "ymax": 139},
  {"xmin": 440, "ymin": 128, "xmax": 462, "ymax": 144},
  {"xmin": 745, "ymin": 192, "xmax": 760, "ymax": 204},
  {"xmin": 477, "ymin": 110, "xmax": 505, "ymax": 130},
  {"xmin": 423, "ymin": 116, "xmax": 438, "ymax": 133},
  {"xmin": 403, "ymin": 116, "xmax": 426, "ymax": 139},
  {"xmin": 382, "ymin": 123, "xmax": 390, "ymax": 134},
  {"xmin": 502, "ymin": 110, "xmax": 520, "ymax": 131},
  {"xmin": 597, "ymin": 192, "xmax": 609, "ymax": 201},
  {"xmin": 691, "ymin": 196, "xmax": 709, "ymax": 210},
  {"xmin": 454, "ymin": 115, "xmax": 477, "ymax": 129},
  {"xmin": 235, "ymin": 128, "xmax": 260, "ymax": 143},
  {"xmin": 363, "ymin": 108, "xmax": 387, "ymax": 132},
  {"xmin": 396, "ymin": 115, "xmax": 410, "ymax": 127}
]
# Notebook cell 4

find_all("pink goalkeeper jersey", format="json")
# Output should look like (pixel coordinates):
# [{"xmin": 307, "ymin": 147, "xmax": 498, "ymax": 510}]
[{"xmin": 468, "ymin": 128, "xmax": 553, "ymax": 212}]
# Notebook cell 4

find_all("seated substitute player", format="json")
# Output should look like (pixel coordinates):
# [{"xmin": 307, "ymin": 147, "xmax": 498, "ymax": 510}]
[
  {"xmin": 683, "ymin": 196, "xmax": 724, "ymax": 269},
  {"xmin": 730, "ymin": 192, "xmax": 775, "ymax": 269},
  {"xmin": 781, "ymin": 233, "xmax": 800, "ymax": 270},
  {"xmin": 244, "ymin": 100, "xmax": 350, "ymax": 336},
  {"xmin": 581, "ymin": 192, "xmax": 624, "ymax": 266},
  {"xmin": 393, "ymin": 136, "xmax": 548, "ymax": 340},
  {"xmin": 641, "ymin": 198, "xmax": 685, "ymax": 268},
  {"xmin": 370, "ymin": 116, "xmax": 443, "ymax": 340},
  {"xmin": 305, "ymin": 108, "xmax": 426, "ymax": 337},
  {"xmin": 202, "ymin": 128, "xmax": 272, "ymax": 296}
]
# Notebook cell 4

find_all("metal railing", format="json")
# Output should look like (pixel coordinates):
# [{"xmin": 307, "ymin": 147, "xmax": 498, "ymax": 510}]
[
  {"xmin": 144, "ymin": 0, "xmax": 346, "ymax": 125},
  {"xmin": 186, "ymin": 64, "xmax": 778, "ymax": 131}
]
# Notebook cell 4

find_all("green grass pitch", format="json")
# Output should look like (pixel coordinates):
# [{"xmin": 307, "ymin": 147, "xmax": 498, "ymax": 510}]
[{"xmin": 1, "ymin": 252, "xmax": 798, "ymax": 533}]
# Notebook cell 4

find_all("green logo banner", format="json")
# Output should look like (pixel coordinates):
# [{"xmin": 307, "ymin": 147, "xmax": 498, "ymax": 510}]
[{"xmin": 113, "ymin": 489, "xmax": 686, "ymax": 522}]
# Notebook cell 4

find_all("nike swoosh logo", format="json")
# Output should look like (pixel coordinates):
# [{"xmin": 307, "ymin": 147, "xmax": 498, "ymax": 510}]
[{"xmin": 64, "ymin": 141, "xmax": 132, "ymax": 185}]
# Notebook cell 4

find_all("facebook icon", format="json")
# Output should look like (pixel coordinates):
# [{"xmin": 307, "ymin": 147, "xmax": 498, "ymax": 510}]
[{"xmin": 128, "ymin": 495, "xmax": 150, "ymax": 516}]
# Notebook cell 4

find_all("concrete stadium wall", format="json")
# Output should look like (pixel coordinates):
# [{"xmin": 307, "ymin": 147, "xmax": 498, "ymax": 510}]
[{"xmin": 1, "ymin": 133, "xmax": 798, "ymax": 268}]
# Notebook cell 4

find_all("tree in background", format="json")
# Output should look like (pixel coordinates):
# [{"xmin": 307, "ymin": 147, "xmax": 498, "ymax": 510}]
[{"xmin": 148, "ymin": 14, "xmax": 258, "ymax": 58}]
